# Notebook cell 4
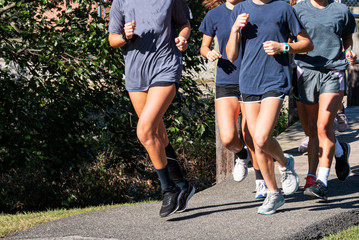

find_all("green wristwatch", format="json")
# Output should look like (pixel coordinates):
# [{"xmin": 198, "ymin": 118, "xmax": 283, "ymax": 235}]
[{"xmin": 283, "ymin": 43, "xmax": 290, "ymax": 54}]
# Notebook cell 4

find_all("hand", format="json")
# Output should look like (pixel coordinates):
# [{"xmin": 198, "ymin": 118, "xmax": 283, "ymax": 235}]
[
  {"xmin": 231, "ymin": 13, "xmax": 249, "ymax": 33},
  {"xmin": 175, "ymin": 36, "xmax": 188, "ymax": 52},
  {"xmin": 124, "ymin": 20, "xmax": 136, "ymax": 40},
  {"xmin": 345, "ymin": 49, "xmax": 357, "ymax": 66},
  {"xmin": 206, "ymin": 50, "xmax": 222, "ymax": 62},
  {"xmin": 263, "ymin": 41, "xmax": 283, "ymax": 55}
]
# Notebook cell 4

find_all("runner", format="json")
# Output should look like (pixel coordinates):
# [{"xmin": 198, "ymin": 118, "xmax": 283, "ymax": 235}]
[
  {"xmin": 226, "ymin": 0, "xmax": 313, "ymax": 214},
  {"xmin": 199, "ymin": 0, "xmax": 267, "ymax": 198},
  {"xmin": 293, "ymin": 0, "xmax": 356, "ymax": 200},
  {"xmin": 108, "ymin": 0, "xmax": 195, "ymax": 217}
]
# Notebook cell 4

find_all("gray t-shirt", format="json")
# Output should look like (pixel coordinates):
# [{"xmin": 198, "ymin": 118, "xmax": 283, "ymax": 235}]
[
  {"xmin": 108, "ymin": 0, "xmax": 191, "ymax": 91},
  {"xmin": 294, "ymin": 0, "xmax": 357, "ymax": 71}
]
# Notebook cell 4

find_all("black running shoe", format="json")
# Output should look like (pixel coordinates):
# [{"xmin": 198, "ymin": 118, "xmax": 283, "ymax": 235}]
[
  {"xmin": 304, "ymin": 179, "xmax": 328, "ymax": 201},
  {"xmin": 177, "ymin": 183, "xmax": 195, "ymax": 213},
  {"xmin": 335, "ymin": 142, "xmax": 351, "ymax": 181},
  {"xmin": 159, "ymin": 186, "xmax": 182, "ymax": 217}
]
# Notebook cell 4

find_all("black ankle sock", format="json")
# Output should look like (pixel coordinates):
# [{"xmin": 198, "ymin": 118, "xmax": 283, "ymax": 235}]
[
  {"xmin": 165, "ymin": 143, "xmax": 186, "ymax": 185},
  {"xmin": 155, "ymin": 165, "xmax": 175, "ymax": 190},
  {"xmin": 255, "ymin": 169, "xmax": 264, "ymax": 180},
  {"xmin": 235, "ymin": 146, "xmax": 248, "ymax": 159}
]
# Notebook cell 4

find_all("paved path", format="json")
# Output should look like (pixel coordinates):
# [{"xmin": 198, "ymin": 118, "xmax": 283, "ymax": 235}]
[{"xmin": 6, "ymin": 107, "xmax": 359, "ymax": 240}]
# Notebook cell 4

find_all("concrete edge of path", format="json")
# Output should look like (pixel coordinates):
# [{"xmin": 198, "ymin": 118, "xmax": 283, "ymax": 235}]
[{"xmin": 283, "ymin": 210, "xmax": 359, "ymax": 240}]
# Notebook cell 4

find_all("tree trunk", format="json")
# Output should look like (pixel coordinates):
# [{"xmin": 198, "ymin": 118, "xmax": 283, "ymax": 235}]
[
  {"xmin": 348, "ymin": 32, "xmax": 359, "ymax": 106},
  {"xmin": 215, "ymin": 112, "xmax": 234, "ymax": 183}
]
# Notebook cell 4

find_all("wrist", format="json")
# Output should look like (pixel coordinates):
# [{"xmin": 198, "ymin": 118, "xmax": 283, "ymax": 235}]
[
  {"xmin": 206, "ymin": 51, "xmax": 211, "ymax": 59},
  {"xmin": 283, "ymin": 42, "xmax": 290, "ymax": 54},
  {"xmin": 231, "ymin": 27, "xmax": 241, "ymax": 34},
  {"xmin": 177, "ymin": 36, "xmax": 187, "ymax": 41},
  {"xmin": 121, "ymin": 34, "xmax": 129, "ymax": 43}
]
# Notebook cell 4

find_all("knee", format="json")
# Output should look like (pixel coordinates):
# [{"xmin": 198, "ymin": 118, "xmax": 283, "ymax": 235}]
[
  {"xmin": 317, "ymin": 121, "xmax": 331, "ymax": 138},
  {"xmin": 136, "ymin": 122, "xmax": 156, "ymax": 147},
  {"xmin": 254, "ymin": 133, "xmax": 269, "ymax": 152},
  {"xmin": 221, "ymin": 133, "xmax": 236, "ymax": 149}
]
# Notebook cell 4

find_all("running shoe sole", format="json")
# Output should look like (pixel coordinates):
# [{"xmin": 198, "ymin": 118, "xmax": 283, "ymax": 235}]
[
  {"xmin": 304, "ymin": 189, "xmax": 327, "ymax": 201},
  {"xmin": 160, "ymin": 191, "xmax": 183, "ymax": 217},
  {"xmin": 177, "ymin": 186, "xmax": 196, "ymax": 213},
  {"xmin": 257, "ymin": 199, "xmax": 285, "ymax": 215}
]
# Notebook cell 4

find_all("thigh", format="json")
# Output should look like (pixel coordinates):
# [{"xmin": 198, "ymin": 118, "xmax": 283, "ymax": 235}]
[
  {"xmin": 242, "ymin": 102, "xmax": 260, "ymax": 138},
  {"xmin": 128, "ymin": 89, "xmax": 169, "ymax": 145},
  {"xmin": 256, "ymin": 98, "xmax": 283, "ymax": 138},
  {"xmin": 129, "ymin": 85, "xmax": 177, "ymax": 129},
  {"xmin": 129, "ymin": 91, "xmax": 148, "ymax": 117},
  {"xmin": 216, "ymin": 97, "xmax": 241, "ymax": 135},
  {"xmin": 296, "ymin": 100, "xmax": 310, "ymax": 134}
]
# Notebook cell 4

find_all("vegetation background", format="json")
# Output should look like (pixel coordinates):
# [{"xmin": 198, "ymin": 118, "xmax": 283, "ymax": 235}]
[{"xmin": 0, "ymin": 0, "xmax": 216, "ymax": 213}]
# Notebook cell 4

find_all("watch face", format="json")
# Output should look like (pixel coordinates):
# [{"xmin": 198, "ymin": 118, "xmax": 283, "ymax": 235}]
[{"xmin": 285, "ymin": 45, "xmax": 290, "ymax": 51}]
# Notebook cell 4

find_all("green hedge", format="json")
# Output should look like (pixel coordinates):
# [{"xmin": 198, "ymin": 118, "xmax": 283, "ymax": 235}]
[{"xmin": 0, "ymin": 0, "xmax": 215, "ymax": 212}]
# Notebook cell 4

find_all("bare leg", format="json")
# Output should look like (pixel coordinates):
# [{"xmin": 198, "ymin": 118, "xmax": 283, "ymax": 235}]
[
  {"xmin": 296, "ymin": 100, "xmax": 309, "ymax": 135},
  {"xmin": 129, "ymin": 85, "xmax": 176, "ymax": 169},
  {"xmin": 317, "ymin": 93, "xmax": 341, "ymax": 168},
  {"xmin": 302, "ymin": 103, "xmax": 320, "ymax": 176},
  {"xmin": 241, "ymin": 106, "xmax": 257, "ymax": 169},
  {"xmin": 242, "ymin": 98, "xmax": 284, "ymax": 192},
  {"xmin": 216, "ymin": 97, "xmax": 243, "ymax": 152}
]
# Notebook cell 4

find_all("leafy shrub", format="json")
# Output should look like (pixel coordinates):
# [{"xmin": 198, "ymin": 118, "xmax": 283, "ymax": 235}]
[{"xmin": 0, "ymin": 0, "xmax": 214, "ymax": 212}]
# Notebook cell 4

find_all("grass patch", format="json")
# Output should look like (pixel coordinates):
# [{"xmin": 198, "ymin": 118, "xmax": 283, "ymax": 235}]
[
  {"xmin": 0, "ymin": 201, "xmax": 155, "ymax": 238},
  {"xmin": 322, "ymin": 225, "xmax": 359, "ymax": 240}
]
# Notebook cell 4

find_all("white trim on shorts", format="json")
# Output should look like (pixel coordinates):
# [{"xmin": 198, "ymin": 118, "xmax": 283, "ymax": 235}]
[
  {"xmin": 215, "ymin": 96, "xmax": 241, "ymax": 101},
  {"xmin": 239, "ymin": 95, "xmax": 285, "ymax": 103}
]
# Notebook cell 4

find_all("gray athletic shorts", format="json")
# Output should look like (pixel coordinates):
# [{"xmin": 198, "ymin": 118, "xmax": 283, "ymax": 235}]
[{"xmin": 297, "ymin": 67, "xmax": 341, "ymax": 105}]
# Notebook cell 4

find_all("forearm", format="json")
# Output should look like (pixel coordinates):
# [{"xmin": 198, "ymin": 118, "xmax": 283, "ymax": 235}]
[
  {"xmin": 287, "ymin": 39, "xmax": 313, "ymax": 54},
  {"xmin": 200, "ymin": 45, "xmax": 211, "ymax": 58},
  {"xmin": 178, "ymin": 21, "xmax": 191, "ymax": 40},
  {"xmin": 226, "ymin": 31, "xmax": 241, "ymax": 62},
  {"xmin": 108, "ymin": 33, "xmax": 127, "ymax": 48},
  {"xmin": 288, "ymin": 29, "xmax": 313, "ymax": 54},
  {"xmin": 342, "ymin": 34, "xmax": 353, "ymax": 51}
]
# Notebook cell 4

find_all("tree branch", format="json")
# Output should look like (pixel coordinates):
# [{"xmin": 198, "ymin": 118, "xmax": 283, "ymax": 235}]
[
  {"xmin": 10, "ymin": 22, "xmax": 23, "ymax": 33},
  {"xmin": 0, "ymin": 3, "xmax": 16, "ymax": 14}
]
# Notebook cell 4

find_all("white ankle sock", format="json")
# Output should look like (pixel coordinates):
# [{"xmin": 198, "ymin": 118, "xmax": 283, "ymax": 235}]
[
  {"xmin": 335, "ymin": 139, "xmax": 343, "ymax": 158},
  {"xmin": 317, "ymin": 167, "xmax": 330, "ymax": 187}
]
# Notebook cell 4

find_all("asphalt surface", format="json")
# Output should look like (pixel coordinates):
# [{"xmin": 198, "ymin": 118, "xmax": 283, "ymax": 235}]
[{"xmin": 5, "ymin": 106, "xmax": 359, "ymax": 240}]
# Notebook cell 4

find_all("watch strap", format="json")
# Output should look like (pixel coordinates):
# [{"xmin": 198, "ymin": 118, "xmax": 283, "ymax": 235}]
[{"xmin": 283, "ymin": 43, "xmax": 290, "ymax": 54}]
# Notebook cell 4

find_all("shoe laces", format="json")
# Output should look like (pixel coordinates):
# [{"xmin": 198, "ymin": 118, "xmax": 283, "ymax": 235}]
[
  {"xmin": 263, "ymin": 192, "xmax": 277, "ymax": 206},
  {"xmin": 336, "ymin": 113, "xmax": 347, "ymax": 124},
  {"xmin": 161, "ymin": 187, "xmax": 176, "ymax": 202},
  {"xmin": 280, "ymin": 168, "xmax": 291, "ymax": 182},
  {"xmin": 256, "ymin": 181, "xmax": 266, "ymax": 191},
  {"xmin": 235, "ymin": 157, "xmax": 246, "ymax": 165}
]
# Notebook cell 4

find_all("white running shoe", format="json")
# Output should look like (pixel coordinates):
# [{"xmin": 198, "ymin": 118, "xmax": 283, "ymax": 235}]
[
  {"xmin": 298, "ymin": 136, "xmax": 309, "ymax": 153},
  {"xmin": 257, "ymin": 190, "xmax": 285, "ymax": 215},
  {"xmin": 255, "ymin": 180, "xmax": 268, "ymax": 198},
  {"xmin": 279, "ymin": 154, "xmax": 299, "ymax": 195},
  {"xmin": 233, "ymin": 146, "xmax": 249, "ymax": 182}
]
